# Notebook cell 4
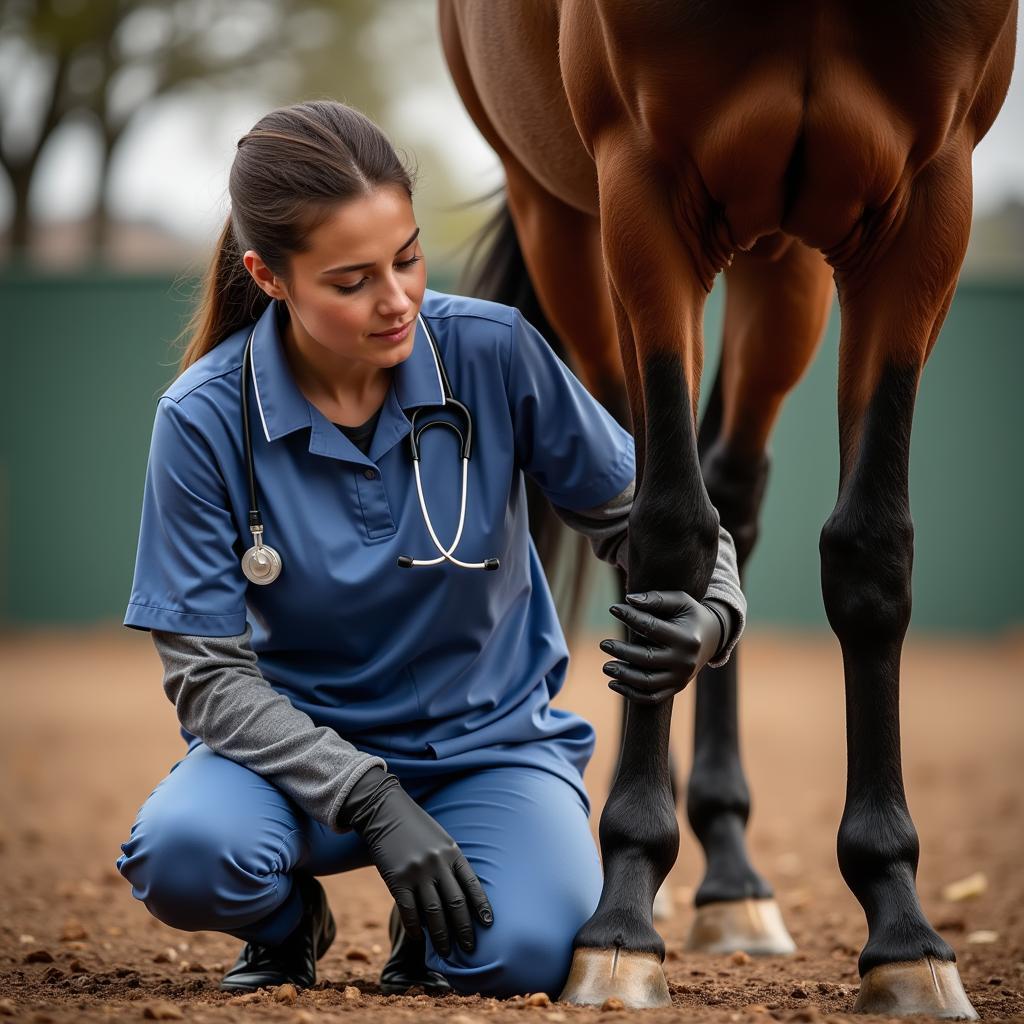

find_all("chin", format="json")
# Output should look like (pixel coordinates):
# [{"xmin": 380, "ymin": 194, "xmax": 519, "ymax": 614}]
[{"xmin": 379, "ymin": 340, "xmax": 415, "ymax": 366}]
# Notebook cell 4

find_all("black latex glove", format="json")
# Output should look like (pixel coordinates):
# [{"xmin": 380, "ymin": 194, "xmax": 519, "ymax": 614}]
[
  {"xmin": 341, "ymin": 768, "xmax": 493, "ymax": 957},
  {"xmin": 600, "ymin": 591, "xmax": 730, "ymax": 704}
]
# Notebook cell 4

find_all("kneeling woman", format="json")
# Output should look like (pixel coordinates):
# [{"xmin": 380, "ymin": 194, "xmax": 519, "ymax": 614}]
[{"xmin": 117, "ymin": 100, "xmax": 745, "ymax": 999}]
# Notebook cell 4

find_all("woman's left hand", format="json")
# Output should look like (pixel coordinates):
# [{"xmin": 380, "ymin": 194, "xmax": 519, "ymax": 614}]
[{"xmin": 600, "ymin": 591, "xmax": 726, "ymax": 704}]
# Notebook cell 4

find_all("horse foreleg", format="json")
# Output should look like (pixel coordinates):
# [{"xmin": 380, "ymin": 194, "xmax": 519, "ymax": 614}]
[
  {"xmin": 560, "ymin": 132, "xmax": 718, "ymax": 1008},
  {"xmin": 822, "ymin": 141, "xmax": 976, "ymax": 1019},
  {"xmin": 687, "ymin": 240, "xmax": 833, "ymax": 954}
]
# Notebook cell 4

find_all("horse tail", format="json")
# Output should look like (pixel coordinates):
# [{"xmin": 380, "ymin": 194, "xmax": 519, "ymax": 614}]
[{"xmin": 460, "ymin": 196, "xmax": 591, "ymax": 636}]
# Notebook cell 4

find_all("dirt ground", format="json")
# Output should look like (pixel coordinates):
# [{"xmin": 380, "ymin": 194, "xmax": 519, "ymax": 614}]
[{"xmin": 1, "ymin": 627, "xmax": 1021, "ymax": 1024}]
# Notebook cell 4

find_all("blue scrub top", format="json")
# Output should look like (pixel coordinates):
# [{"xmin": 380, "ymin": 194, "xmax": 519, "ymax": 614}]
[{"xmin": 126, "ymin": 289, "xmax": 635, "ymax": 805}]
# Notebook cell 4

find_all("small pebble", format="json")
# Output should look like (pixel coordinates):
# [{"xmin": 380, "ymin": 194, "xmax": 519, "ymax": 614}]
[
  {"xmin": 600, "ymin": 997, "xmax": 625, "ymax": 1010},
  {"xmin": 730, "ymin": 950, "xmax": 752, "ymax": 966},
  {"xmin": 274, "ymin": 983, "xmax": 298, "ymax": 1004},
  {"xmin": 60, "ymin": 920, "xmax": 88, "ymax": 941},
  {"xmin": 371, "ymin": 943, "xmax": 383, "ymax": 954},
  {"xmin": 152, "ymin": 949, "xmax": 176, "ymax": 964},
  {"xmin": 345, "ymin": 946, "xmax": 370, "ymax": 961},
  {"xmin": 293, "ymin": 1012, "xmax": 316, "ymax": 1024},
  {"xmin": 941, "ymin": 872, "xmax": 987, "ymax": 902},
  {"xmin": 68, "ymin": 959, "xmax": 89, "ymax": 974},
  {"xmin": 142, "ymin": 1003, "xmax": 185, "ymax": 1021},
  {"xmin": 966, "ymin": 930, "xmax": 999, "ymax": 944},
  {"xmin": 547, "ymin": 1014, "xmax": 567, "ymax": 1022},
  {"xmin": 343, "ymin": 985, "xmax": 362, "ymax": 1001},
  {"xmin": 0, "ymin": 998, "xmax": 15, "ymax": 1017},
  {"xmin": 791, "ymin": 985, "xmax": 809, "ymax": 998},
  {"xmin": 24, "ymin": 949, "xmax": 55, "ymax": 964},
  {"xmin": 226, "ymin": 992, "xmax": 260, "ymax": 1005},
  {"xmin": 526, "ymin": 992, "xmax": 551, "ymax": 1006},
  {"xmin": 18, "ymin": 935, "xmax": 36, "ymax": 944}
]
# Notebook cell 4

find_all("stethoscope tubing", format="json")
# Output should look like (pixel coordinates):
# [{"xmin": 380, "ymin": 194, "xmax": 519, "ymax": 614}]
[{"xmin": 238, "ymin": 312, "xmax": 499, "ymax": 583}]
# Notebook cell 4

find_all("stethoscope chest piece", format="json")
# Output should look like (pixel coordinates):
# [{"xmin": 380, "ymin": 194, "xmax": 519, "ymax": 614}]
[{"xmin": 241, "ymin": 528, "xmax": 282, "ymax": 585}]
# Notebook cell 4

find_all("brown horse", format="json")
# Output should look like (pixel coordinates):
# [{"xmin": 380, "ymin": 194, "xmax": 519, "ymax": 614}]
[{"xmin": 440, "ymin": 0, "xmax": 1016, "ymax": 1016}]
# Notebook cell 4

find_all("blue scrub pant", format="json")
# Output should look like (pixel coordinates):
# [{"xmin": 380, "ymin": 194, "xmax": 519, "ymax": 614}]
[{"xmin": 117, "ymin": 743, "xmax": 604, "ymax": 998}]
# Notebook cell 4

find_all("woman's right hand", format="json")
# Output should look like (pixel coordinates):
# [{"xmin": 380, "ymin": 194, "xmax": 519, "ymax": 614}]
[{"xmin": 341, "ymin": 768, "xmax": 493, "ymax": 957}]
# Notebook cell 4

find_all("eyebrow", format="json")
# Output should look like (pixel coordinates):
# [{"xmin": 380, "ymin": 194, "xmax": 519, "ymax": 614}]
[{"xmin": 319, "ymin": 227, "xmax": 420, "ymax": 275}]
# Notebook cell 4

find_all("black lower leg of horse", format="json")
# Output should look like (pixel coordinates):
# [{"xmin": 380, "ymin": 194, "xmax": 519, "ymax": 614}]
[
  {"xmin": 819, "ymin": 363, "xmax": 954, "ymax": 976},
  {"xmin": 613, "ymin": 561, "xmax": 680, "ymax": 807},
  {"xmin": 575, "ymin": 349, "xmax": 719, "ymax": 955},
  {"xmin": 678, "ymin": 366, "xmax": 773, "ymax": 905}
]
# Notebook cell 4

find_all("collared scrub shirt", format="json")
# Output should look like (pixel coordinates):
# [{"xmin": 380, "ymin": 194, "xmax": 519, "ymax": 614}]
[{"xmin": 125, "ymin": 290, "xmax": 636, "ymax": 802}]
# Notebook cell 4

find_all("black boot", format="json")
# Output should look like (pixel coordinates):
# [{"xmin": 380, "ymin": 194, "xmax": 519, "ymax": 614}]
[
  {"xmin": 220, "ymin": 873, "xmax": 336, "ymax": 993},
  {"xmin": 379, "ymin": 904, "xmax": 452, "ymax": 995}
]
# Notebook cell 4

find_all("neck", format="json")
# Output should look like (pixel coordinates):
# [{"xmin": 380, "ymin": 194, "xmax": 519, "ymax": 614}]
[{"xmin": 279, "ymin": 304, "xmax": 391, "ymax": 414}]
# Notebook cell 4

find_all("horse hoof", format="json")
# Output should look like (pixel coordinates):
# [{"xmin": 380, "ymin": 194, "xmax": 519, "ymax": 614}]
[
  {"xmin": 685, "ymin": 898, "xmax": 796, "ymax": 955},
  {"xmin": 653, "ymin": 881, "xmax": 674, "ymax": 921},
  {"xmin": 559, "ymin": 947, "xmax": 671, "ymax": 1008},
  {"xmin": 854, "ymin": 958, "xmax": 978, "ymax": 1019}
]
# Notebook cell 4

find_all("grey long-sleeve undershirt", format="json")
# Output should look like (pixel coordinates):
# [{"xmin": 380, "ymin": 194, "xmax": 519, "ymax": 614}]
[{"xmin": 153, "ymin": 479, "xmax": 746, "ymax": 832}]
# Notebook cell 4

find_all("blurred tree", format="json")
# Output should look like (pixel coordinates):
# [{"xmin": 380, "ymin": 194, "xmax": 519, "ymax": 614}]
[{"xmin": 0, "ymin": 0, "xmax": 391, "ymax": 257}]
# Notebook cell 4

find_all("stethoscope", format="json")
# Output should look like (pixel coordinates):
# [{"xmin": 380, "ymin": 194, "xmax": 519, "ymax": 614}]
[{"xmin": 239, "ymin": 313, "xmax": 500, "ymax": 585}]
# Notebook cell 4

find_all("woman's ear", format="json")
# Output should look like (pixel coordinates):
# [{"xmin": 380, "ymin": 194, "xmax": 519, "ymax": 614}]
[{"xmin": 243, "ymin": 250, "xmax": 288, "ymax": 300}]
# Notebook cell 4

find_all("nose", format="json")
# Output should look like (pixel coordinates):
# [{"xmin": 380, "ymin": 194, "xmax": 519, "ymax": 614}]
[{"xmin": 378, "ymin": 272, "xmax": 412, "ymax": 319}]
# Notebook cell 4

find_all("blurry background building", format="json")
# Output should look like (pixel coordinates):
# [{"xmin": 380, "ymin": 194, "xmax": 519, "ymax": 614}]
[{"xmin": 1, "ymin": 0, "xmax": 1022, "ymax": 631}]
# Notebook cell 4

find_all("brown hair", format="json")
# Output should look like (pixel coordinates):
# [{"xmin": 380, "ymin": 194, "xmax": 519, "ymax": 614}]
[{"xmin": 178, "ymin": 100, "xmax": 415, "ymax": 372}]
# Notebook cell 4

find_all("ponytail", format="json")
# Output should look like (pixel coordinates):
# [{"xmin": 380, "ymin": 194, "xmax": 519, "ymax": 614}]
[{"xmin": 178, "ymin": 216, "xmax": 271, "ymax": 373}]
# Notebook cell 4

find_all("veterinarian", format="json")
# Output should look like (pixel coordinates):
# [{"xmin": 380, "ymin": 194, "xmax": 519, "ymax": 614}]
[{"xmin": 116, "ymin": 100, "xmax": 746, "ymax": 999}]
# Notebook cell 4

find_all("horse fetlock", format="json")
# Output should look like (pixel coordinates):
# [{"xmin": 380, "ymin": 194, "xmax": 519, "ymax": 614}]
[
  {"xmin": 686, "ymin": 766, "xmax": 752, "ymax": 834},
  {"xmin": 837, "ymin": 799, "xmax": 920, "ymax": 909},
  {"xmin": 599, "ymin": 799, "xmax": 679, "ymax": 881}
]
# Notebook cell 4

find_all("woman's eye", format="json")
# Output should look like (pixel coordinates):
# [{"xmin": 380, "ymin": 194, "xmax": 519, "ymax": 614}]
[
  {"xmin": 334, "ymin": 279, "xmax": 366, "ymax": 294},
  {"xmin": 333, "ymin": 256, "xmax": 419, "ymax": 295}
]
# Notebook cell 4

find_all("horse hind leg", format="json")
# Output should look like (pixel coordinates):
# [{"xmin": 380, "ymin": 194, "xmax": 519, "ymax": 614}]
[
  {"xmin": 686, "ymin": 238, "xmax": 833, "ymax": 955},
  {"xmin": 821, "ymin": 141, "xmax": 975, "ymax": 1019}
]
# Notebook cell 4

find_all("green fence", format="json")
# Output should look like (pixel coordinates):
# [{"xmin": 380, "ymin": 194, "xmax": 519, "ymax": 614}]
[{"xmin": 1, "ymin": 270, "xmax": 1021, "ymax": 631}]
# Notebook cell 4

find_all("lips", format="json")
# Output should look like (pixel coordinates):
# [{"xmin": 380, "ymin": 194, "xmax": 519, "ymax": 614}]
[{"xmin": 370, "ymin": 319, "xmax": 413, "ymax": 340}]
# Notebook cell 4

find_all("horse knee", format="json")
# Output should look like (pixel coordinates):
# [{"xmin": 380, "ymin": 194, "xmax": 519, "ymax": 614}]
[
  {"xmin": 628, "ymin": 484, "xmax": 720, "ymax": 595},
  {"xmin": 700, "ymin": 442, "xmax": 771, "ymax": 569},
  {"xmin": 819, "ymin": 501, "xmax": 913, "ymax": 648}
]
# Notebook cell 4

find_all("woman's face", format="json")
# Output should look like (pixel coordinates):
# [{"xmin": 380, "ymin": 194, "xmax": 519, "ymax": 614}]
[{"xmin": 245, "ymin": 186, "xmax": 427, "ymax": 371}]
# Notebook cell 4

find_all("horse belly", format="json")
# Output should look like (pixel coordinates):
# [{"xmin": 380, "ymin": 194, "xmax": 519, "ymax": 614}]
[{"xmin": 448, "ymin": 0, "xmax": 598, "ymax": 213}]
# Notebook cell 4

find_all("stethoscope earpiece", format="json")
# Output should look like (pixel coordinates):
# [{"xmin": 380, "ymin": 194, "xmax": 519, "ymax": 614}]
[{"xmin": 239, "ymin": 315, "xmax": 499, "ymax": 585}]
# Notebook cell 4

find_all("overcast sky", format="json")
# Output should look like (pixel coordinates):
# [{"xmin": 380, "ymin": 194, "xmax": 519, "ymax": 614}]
[{"xmin": 6, "ymin": 27, "xmax": 1023, "ymax": 247}]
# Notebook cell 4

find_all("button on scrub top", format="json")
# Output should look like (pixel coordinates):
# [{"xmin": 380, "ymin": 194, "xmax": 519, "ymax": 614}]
[{"xmin": 125, "ymin": 290, "xmax": 636, "ymax": 804}]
